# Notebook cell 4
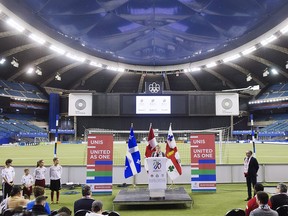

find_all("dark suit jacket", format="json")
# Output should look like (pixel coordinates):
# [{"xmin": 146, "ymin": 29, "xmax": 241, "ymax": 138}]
[
  {"xmin": 247, "ymin": 157, "xmax": 259, "ymax": 177},
  {"xmin": 151, "ymin": 151, "xmax": 165, "ymax": 157}
]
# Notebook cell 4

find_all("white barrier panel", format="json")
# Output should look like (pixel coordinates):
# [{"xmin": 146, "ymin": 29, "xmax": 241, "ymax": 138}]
[{"xmin": 10, "ymin": 164, "xmax": 287, "ymax": 185}]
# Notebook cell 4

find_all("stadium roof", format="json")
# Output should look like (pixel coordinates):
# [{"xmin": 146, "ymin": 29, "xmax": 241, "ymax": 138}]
[{"xmin": 0, "ymin": 0, "xmax": 288, "ymax": 93}]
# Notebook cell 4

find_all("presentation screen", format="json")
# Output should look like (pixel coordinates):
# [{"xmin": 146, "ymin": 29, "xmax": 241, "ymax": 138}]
[{"xmin": 136, "ymin": 96, "xmax": 171, "ymax": 114}]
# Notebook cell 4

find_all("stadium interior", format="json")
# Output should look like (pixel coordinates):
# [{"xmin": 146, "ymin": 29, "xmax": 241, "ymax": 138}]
[{"xmin": 0, "ymin": 1, "xmax": 288, "ymax": 216}]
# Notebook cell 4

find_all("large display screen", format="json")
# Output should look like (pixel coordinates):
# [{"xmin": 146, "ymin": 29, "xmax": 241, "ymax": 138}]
[{"xmin": 136, "ymin": 96, "xmax": 171, "ymax": 114}]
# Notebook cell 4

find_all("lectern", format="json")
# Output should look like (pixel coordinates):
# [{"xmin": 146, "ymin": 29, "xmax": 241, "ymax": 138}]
[{"xmin": 146, "ymin": 157, "xmax": 167, "ymax": 199}]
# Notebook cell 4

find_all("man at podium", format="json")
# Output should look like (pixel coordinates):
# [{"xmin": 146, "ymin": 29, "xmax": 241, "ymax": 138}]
[{"xmin": 151, "ymin": 145, "xmax": 165, "ymax": 157}]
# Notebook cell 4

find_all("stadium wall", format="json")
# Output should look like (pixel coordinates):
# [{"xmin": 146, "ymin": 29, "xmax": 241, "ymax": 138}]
[{"xmin": 11, "ymin": 164, "xmax": 288, "ymax": 185}]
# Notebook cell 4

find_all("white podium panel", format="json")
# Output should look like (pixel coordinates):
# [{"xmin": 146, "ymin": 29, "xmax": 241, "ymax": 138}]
[{"xmin": 146, "ymin": 157, "xmax": 167, "ymax": 198}]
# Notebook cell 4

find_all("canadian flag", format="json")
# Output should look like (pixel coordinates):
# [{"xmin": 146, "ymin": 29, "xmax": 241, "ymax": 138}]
[
  {"xmin": 144, "ymin": 126, "xmax": 157, "ymax": 171},
  {"xmin": 166, "ymin": 125, "xmax": 182, "ymax": 180},
  {"xmin": 145, "ymin": 126, "xmax": 157, "ymax": 158}
]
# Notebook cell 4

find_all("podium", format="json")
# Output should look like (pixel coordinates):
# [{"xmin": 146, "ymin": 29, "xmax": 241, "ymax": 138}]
[{"xmin": 146, "ymin": 157, "xmax": 167, "ymax": 199}]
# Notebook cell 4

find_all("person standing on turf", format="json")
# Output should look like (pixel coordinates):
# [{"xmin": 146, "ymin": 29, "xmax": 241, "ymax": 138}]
[
  {"xmin": 1, "ymin": 159, "xmax": 15, "ymax": 198},
  {"xmin": 34, "ymin": 159, "xmax": 47, "ymax": 188},
  {"xmin": 49, "ymin": 157, "xmax": 62, "ymax": 204},
  {"xmin": 244, "ymin": 150, "xmax": 259, "ymax": 201},
  {"xmin": 21, "ymin": 168, "xmax": 34, "ymax": 199}
]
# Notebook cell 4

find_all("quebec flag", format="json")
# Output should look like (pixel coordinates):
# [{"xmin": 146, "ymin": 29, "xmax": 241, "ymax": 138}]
[{"xmin": 124, "ymin": 127, "xmax": 141, "ymax": 178}]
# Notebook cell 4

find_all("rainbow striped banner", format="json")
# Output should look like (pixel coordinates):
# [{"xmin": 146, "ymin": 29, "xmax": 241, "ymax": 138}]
[
  {"xmin": 87, "ymin": 135, "xmax": 113, "ymax": 195},
  {"xmin": 190, "ymin": 134, "xmax": 216, "ymax": 192}
]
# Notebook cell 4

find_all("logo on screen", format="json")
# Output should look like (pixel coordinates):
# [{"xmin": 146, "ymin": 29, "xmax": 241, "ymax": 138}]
[
  {"xmin": 75, "ymin": 99, "xmax": 86, "ymax": 110},
  {"xmin": 221, "ymin": 98, "xmax": 233, "ymax": 110},
  {"xmin": 149, "ymin": 82, "xmax": 160, "ymax": 93}
]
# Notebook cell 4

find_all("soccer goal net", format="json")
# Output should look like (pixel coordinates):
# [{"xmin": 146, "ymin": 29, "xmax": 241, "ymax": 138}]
[{"xmin": 85, "ymin": 127, "xmax": 230, "ymax": 166}]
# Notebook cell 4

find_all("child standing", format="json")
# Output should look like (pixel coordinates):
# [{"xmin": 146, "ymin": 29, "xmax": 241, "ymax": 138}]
[
  {"xmin": 49, "ymin": 157, "xmax": 62, "ymax": 204},
  {"xmin": 21, "ymin": 168, "xmax": 34, "ymax": 199},
  {"xmin": 1, "ymin": 159, "xmax": 15, "ymax": 198},
  {"xmin": 34, "ymin": 160, "xmax": 46, "ymax": 188}
]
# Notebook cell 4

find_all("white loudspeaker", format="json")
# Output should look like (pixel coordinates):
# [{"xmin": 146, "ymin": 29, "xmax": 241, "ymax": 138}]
[
  {"xmin": 68, "ymin": 93, "xmax": 92, "ymax": 116},
  {"xmin": 215, "ymin": 93, "xmax": 239, "ymax": 116}
]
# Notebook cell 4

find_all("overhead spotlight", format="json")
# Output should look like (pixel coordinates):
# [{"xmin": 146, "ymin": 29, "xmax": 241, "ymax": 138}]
[
  {"xmin": 246, "ymin": 74, "xmax": 252, "ymax": 82},
  {"xmin": 27, "ymin": 67, "xmax": 34, "ymax": 74},
  {"xmin": 0, "ymin": 58, "xmax": 6, "ymax": 64},
  {"xmin": 35, "ymin": 67, "xmax": 42, "ymax": 76},
  {"xmin": 11, "ymin": 57, "xmax": 19, "ymax": 68},
  {"xmin": 286, "ymin": 61, "xmax": 288, "ymax": 69},
  {"xmin": 271, "ymin": 68, "xmax": 278, "ymax": 75},
  {"xmin": 263, "ymin": 68, "xmax": 269, "ymax": 77},
  {"xmin": 55, "ymin": 73, "xmax": 61, "ymax": 81}
]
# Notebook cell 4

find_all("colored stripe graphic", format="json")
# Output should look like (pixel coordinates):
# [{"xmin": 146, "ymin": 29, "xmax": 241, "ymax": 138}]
[
  {"xmin": 198, "ymin": 164, "xmax": 215, "ymax": 169},
  {"xmin": 87, "ymin": 176, "xmax": 113, "ymax": 184},
  {"xmin": 87, "ymin": 171, "xmax": 112, "ymax": 177},
  {"xmin": 199, "ymin": 160, "xmax": 215, "ymax": 164},
  {"xmin": 191, "ymin": 169, "xmax": 216, "ymax": 175},
  {"xmin": 95, "ymin": 161, "xmax": 113, "ymax": 165},
  {"xmin": 95, "ymin": 165, "xmax": 113, "ymax": 171},
  {"xmin": 192, "ymin": 175, "xmax": 216, "ymax": 181}
]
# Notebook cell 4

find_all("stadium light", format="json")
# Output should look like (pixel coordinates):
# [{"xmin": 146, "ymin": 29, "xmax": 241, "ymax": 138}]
[
  {"xmin": 55, "ymin": 73, "xmax": 61, "ymax": 81},
  {"xmin": 89, "ymin": 61, "xmax": 103, "ymax": 68},
  {"xmin": 286, "ymin": 61, "xmax": 288, "ymax": 69},
  {"xmin": 260, "ymin": 35, "xmax": 277, "ymax": 46},
  {"xmin": 49, "ymin": 45, "xmax": 65, "ymax": 55},
  {"xmin": 246, "ymin": 74, "xmax": 252, "ymax": 82},
  {"xmin": 271, "ymin": 68, "xmax": 278, "ymax": 75},
  {"xmin": 28, "ymin": 34, "xmax": 46, "ymax": 44},
  {"xmin": 6, "ymin": 18, "xmax": 25, "ymax": 32},
  {"xmin": 35, "ymin": 67, "xmax": 42, "ymax": 76},
  {"xmin": 11, "ymin": 57, "xmax": 19, "ymax": 68},
  {"xmin": 263, "ymin": 68, "xmax": 269, "ymax": 77},
  {"xmin": 27, "ymin": 67, "xmax": 34, "ymax": 74},
  {"xmin": 0, "ymin": 58, "xmax": 6, "ymax": 64},
  {"xmin": 223, "ymin": 54, "xmax": 241, "ymax": 63},
  {"xmin": 242, "ymin": 46, "xmax": 257, "ymax": 55},
  {"xmin": 280, "ymin": 24, "xmax": 288, "ymax": 34},
  {"xmin": 206, "ymin": 62, "xmax": 217, "ymax": 68},
  {"xmin": 66, "ymin": 53, "xmax": 85, "ymax": 62}
]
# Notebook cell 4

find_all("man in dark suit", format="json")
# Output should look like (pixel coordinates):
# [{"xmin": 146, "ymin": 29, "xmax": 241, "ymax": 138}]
[
  {"xmin": 270, "ymin": 182, "xmax": 288, "ymax": 210},
  {"xmin": 244, "ymin": 150, "xmax": 259, "ymax": 201}
]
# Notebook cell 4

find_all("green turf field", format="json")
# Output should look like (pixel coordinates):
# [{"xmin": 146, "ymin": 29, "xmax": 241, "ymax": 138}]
[
  {"xmin": 0, "ymin": 142, "xmax": 288, "ymax": 166},
  {"xmin": 19, "ymin": 183, "xmax": 273, "ymax": 216}
]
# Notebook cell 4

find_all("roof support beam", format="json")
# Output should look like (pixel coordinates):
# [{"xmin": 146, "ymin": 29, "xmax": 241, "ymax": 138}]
[
  {"xmin": 204, "ymin": 68, "xmax": 237, "ymax": 89},
  {"xmin": 0, "ymin": 43, "xmax": 39, "ymax": 58},
  {"xmin": 138, "ymin": 74, "xmax": 145, "ymax": 93},
  {"xmin": 184, "ymin": 73, "xmax": 201, "ymax": 90},
  {"xmin": 164, "ymin": 74, "xmax": 170, "ymax": 90},
  {"xmin": 41, "ymin": 62, "xmax": 82, "ymax": 86},
  {"xmin": 0, "ymin": 30, "xmax": 19, "ymax": 39},
  {"xmin": 106, "ymin": 73, "xmax": 123, "ymax": 93},
  {"xmin": 70, "ymin": 68, "xmax": 103, "ymax": 90}
]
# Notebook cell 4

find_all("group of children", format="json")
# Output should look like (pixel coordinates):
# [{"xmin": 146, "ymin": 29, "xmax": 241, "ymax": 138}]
[{"xmin": 1, "ymin": 157, "xmax": 63, "ymax": 204}]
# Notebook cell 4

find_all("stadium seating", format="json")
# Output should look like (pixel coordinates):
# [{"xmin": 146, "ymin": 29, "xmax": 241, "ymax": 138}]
[
  {"xmin": 0, "ymin": 80, "xmax": 48, "ymax": 101},
  {"xmin": 0, "ymin": 118, "xmax": 47, "ymax": 144},
  {"xmin": 253, "ymin": 83, "xmax": 288, "ymax": 101}
]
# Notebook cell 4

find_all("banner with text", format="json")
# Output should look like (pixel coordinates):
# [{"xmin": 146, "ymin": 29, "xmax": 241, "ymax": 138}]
[
  {"xmin": 86, "ymin": 134, "xmax": 113, "ymax": 195},
  {"xmin": 190, "ymin": 134, "xmax": 216, "ymax": 192}
]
